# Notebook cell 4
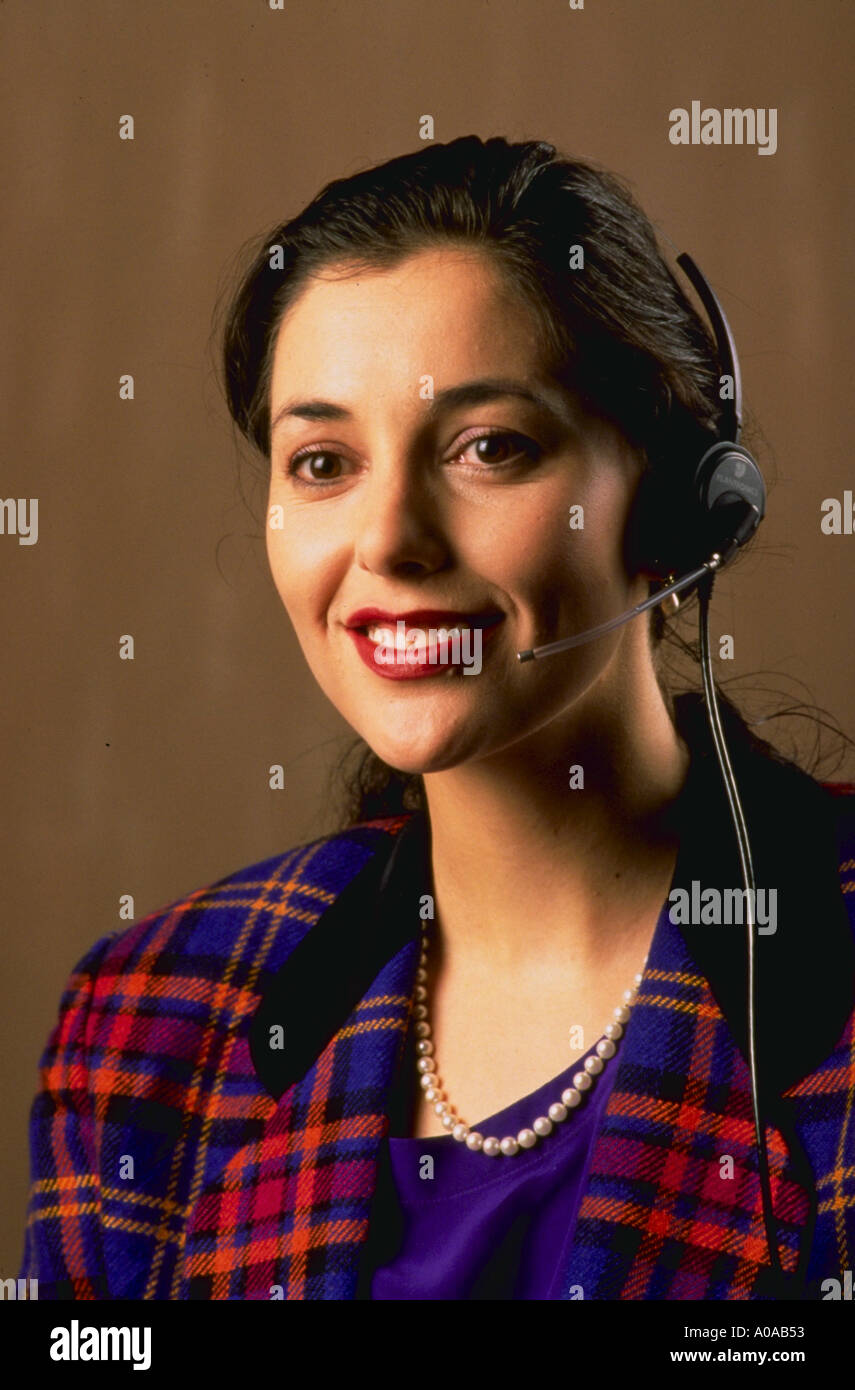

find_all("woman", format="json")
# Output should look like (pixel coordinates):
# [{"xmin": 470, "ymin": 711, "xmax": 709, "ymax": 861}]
[{"xmin": 20, "ymin": 136, "xmax": 855, "ymax": 1301}]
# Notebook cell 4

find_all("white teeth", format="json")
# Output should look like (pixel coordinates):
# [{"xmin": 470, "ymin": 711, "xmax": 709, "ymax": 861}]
[{"xmin": 366, "ymin": 623, "xmax": 471, "ymax": 647}]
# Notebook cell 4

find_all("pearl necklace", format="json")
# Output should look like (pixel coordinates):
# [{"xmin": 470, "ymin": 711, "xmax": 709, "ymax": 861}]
[{"xmin": 413, "ymin": 924, "xmax": 646, "ymax": 1157}]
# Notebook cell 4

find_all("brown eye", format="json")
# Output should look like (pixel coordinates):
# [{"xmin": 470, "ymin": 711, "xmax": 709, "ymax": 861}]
[
  {"xmin": 307, "ymin": 453, "xmax": 341, "ymax": 479},
  {"xmin": 475, "ymin": 435, "xmax": 514, "ymax": 462},
  {"xmin": 455, "ymin": 431, "xmax": 541, "ymax": 468},
  {"xmin": 288, "ymin": 450, "xmax": 345, "ymax": 482}
]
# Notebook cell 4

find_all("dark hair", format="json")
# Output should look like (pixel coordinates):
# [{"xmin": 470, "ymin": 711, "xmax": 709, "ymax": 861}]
[{"xmin": 218, "ymin": 135, "xmax": 853, "ymax": 825}]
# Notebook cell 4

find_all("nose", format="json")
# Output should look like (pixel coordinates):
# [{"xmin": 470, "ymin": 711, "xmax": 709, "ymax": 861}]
[{"xmin": 353, "ymin": 455, "xmax": 450, "ymax": 579}]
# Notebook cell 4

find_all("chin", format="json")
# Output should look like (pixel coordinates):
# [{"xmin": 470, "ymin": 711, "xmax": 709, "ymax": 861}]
[
  {"xmin": 365, "ymin": 745, "xmax": 451, "ymax": 778},
  {"xmin": 359, "ymin": 728, "xmax": 473, "ymax": 778}
]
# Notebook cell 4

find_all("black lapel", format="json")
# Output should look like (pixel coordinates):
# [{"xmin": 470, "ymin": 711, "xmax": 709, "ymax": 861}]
[
  {"xmin": 666, "ymin": 692, "xmax": 855, "ymax": 1107},
  {"xmin": 249, "ymin": 814, "xmax": 430, "ymax": 1101}
]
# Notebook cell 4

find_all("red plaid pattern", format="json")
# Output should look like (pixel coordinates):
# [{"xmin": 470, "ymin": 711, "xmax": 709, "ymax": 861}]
[{"xmin": 19, "ymin": 790, "xmax": 855, "ymax": 1300}]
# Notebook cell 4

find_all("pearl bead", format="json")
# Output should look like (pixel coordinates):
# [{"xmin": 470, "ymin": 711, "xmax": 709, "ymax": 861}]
[{"xmin": 414, "ymin": 934, "xmax": 640, "ymax": 1160}]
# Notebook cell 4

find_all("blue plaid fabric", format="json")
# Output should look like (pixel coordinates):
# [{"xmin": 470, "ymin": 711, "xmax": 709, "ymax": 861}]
[{"xmin": 19, "ymin": 780, "xmax": 855, "ymax": 1300}]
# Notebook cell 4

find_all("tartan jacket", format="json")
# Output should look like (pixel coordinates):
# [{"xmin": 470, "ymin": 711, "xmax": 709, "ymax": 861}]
[{"xmin": 19, "ymin": 702, "xmax": 855, "ymax": 1301}]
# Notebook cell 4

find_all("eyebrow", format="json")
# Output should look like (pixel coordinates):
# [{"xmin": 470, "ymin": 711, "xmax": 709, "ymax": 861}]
[{"xmin": 269, "ymin": 377, "xmax": 573, "ymax": 436}]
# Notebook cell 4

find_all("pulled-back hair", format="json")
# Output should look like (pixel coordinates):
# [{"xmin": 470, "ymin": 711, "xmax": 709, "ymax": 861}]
[{"xmin": 218, "ymin": 135, "xmax": 851, "ymax": 824}]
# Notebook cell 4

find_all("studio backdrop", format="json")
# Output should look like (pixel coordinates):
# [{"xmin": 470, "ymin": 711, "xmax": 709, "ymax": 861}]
[{"xmin": 2, "ymin": 0, "xmax": 853, "ymax": 1277}]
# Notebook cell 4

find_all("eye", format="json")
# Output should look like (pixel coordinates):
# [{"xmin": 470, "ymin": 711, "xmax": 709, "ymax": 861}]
[
  {"xmin": 450, "ymin": 429, "xmax": 542, "ymax": 469},
  {"xmin": 285, "ymin": 448, "xmax": 352, "ymax": 485}
]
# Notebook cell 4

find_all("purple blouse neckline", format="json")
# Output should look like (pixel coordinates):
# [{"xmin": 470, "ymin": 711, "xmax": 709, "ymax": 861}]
[{"xmin": 386, "ymin": 1042, "xmax": 620, "ymax": 1187}]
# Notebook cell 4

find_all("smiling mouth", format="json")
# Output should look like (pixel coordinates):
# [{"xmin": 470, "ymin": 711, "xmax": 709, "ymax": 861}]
[{"xmin": 345, "ymin": 612, "xmax": 504, "ymax": 679}]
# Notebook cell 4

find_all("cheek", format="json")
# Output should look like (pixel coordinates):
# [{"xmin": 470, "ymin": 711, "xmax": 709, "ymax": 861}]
[
  {"xmin": 551, "ymin": 470, "xmax": 636, "ymax": 590},
  {"xmin": 265, "ymin": 491, "xmax": 348, "ymax": 620},
  {"xmin": 265, "ymin": 530, "xmax": 321, "ymax": 642},
  {"xmin": 495, "ymin": 484, "xmax": 621, "ymax": 592},
  {"xmin": 583, "ymin": 471, "xmax": 636, "ymax": 561},
  {"xmin": 509, "ymin": 472, "xmax": 638, "ymax": 635},
  {"xmin": 265, "ymin": 526, "xmax": 350, "ymax": 704},
  {"xmin": 265, "ymin": 521, "xmax": 293, "ymax": 606}
]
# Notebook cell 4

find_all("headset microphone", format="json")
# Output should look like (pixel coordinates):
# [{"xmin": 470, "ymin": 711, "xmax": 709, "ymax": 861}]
[{"xmin": 516, "ymin": 254, "xmax": 793, "ymax": 1293}]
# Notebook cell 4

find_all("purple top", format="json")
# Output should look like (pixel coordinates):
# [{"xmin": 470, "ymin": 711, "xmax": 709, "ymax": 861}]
[{"xmin": 369, "ymin": 1043, "xmax": 620, "ymax": 1300}]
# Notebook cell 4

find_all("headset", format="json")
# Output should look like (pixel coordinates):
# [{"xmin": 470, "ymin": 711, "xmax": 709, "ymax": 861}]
[{"xmin": 516, "ymin": 254, "xmax": 786, "ymax": 1286}]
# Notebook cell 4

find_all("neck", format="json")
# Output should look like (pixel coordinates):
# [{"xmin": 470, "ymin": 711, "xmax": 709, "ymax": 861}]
[{"xmin": 421, "ymin": 674, "xmax": 691, "ymax": 971}]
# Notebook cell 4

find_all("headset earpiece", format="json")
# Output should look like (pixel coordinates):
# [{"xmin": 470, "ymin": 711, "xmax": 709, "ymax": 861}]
[{"xmin": 694, "ymin": 439, "xmax": 766, "ymax": 562}]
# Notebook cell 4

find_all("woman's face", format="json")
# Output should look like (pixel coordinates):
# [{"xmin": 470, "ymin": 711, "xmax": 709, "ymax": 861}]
[{"xmin": 266, "ymin": 246, "xmax": 652, "ymax": 774}]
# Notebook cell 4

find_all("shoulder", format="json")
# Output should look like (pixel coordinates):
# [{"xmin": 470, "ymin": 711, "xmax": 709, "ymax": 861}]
[
  {"xmin": 43, "ymin": 814, "xmax": 415, "ymax": 1054},
  {"xmin": 819, "ymin": 780, "xmax": 855, "ymax": 932},
  {"xmin": 821, "ymin": 778, "xmax": 855, "ymax": 811},
  {"xmin": 821, "ymin": 780, "xmax": 855, "ymax": 862}
]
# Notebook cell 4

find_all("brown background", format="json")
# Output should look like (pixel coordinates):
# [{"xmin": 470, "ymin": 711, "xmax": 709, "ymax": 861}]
[{"xmin": 2, "ymin": 0, "xmax": 853, "ymax": 1274}]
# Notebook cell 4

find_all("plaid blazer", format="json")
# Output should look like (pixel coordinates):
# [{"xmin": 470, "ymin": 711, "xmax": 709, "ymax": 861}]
[{"xmin": 19, "ymin": 714, "xmax": 855, "ymax": 1300}]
